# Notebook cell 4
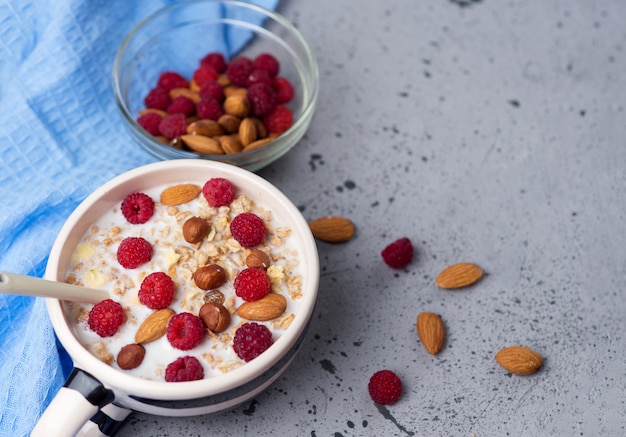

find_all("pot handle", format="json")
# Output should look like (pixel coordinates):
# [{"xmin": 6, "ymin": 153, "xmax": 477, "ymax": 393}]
[
  {"xmin": 77, "ymin": 404, "xmax": 133, "ymax": 437},
  {"xmin": 32, "ymin": 368, "xmax": 115, "ymax": 437}
]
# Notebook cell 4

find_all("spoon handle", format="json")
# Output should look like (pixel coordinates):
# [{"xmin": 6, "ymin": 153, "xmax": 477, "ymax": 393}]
[{"xmin": 0, "ymin": 272, "xmax": 108, "ymax": 304}]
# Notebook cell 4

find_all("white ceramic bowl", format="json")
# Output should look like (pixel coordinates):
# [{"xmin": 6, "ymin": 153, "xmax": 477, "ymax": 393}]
[{"xmin": 34, "ymin": 160, "xmax": 319, "ymax": 436}]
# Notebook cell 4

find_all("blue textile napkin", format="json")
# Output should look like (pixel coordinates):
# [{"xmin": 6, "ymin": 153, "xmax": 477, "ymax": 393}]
[{"xmin": 0, "ymin": 0, "xmax": 278, "ymax": 435}]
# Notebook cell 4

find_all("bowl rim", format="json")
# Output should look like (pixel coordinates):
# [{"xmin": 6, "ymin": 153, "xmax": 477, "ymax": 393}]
[
  {"xmin": 45, "ymin": 159, "xmax": 320, "ymax": 400},
  {"xmin": 110, "ymin": 0, "xmax": 319, "ymax": 167}
]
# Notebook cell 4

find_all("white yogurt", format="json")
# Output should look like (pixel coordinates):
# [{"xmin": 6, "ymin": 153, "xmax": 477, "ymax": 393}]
[{"xmin": 64, "ymin": 182, "xmax": 303, "ymax": 382}]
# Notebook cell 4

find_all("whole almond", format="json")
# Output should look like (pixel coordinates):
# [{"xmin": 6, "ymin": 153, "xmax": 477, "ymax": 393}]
[
  {"xmin": 217, "ymin": 74, "xmax": 230, "ymax": 87},
  {"xmin": 239, "ymin": 118, "xmax": 258, "ymax": 146},
  {"xmin": 189, "ymin": 78, "xmax": 201, "ymax": 91},
  {"xmin": 416, "ymin": 312, "xmax": 446, "ymax": 355},
  {"xmin": 243, "ymin": 137, "xmax": 273, "ymax": 152},
  {"xmin": 223, "ymin": 95, "xmax": 250, "ymax": 118},
  {"xmin": 138, "ymin": 108, "xmax": 168, "ymax": 118},
  {"xmin": 309, "ymin": 216, "xmax": 355, "ymax": 243},
  {"xmin": 198, "ymin": 302, "xmax": 231, "ymax": 333},
  {"xmin": 217, "ymin": 114, "xmax": 242, "ymax": 134},
  {"xmin": 187, "ymin": 119, "xmax": 225, "ymax": 137},
  {"xmin": 169, "ymin": 87, "xmax": 201, "ymax": 103},
  {"xmin": 180, "ymin": 134, "xmax": 224, "ymax": 155},
  {"xmin": 236, "ymin": 293, "xmax": 287, "ymax": 321},
  {"xmin": 246, "ymin": 249, "xmax": 271, "ymax": 269},
  {"xmin": 135, "ymin": 308, "xmax": 175, "ymax": 344},
  {"xmin": 160, "ymin": 183, "xmax": 202, "ymax": 206},
  {"xmin": 117, "ymin": 343, "xmax": 146, "ymax": 370},
  {"xmin": 251, "ymin": 117, "xmax": 268, "ymax": 139},
  {"xmin": 495, "ymin": 346, "xmax": 543, "ymax": 375},
  {"xmin": 436, "ymin": 262, "xmax": 483, "ymax": 289},
  {"xmin": 219, "ymin": 135, "xmax": 243, "ymax": 154},
  {"xmin": 183, "ymin": 216, "xmax": 210, "ymax": 244},
  {"xmin": 223, "ymin": 86, "xmax": 247, "ymax": 98},
  {"xmin": 193, "ymin": 264, "xmax": 227, "ymax": 290}
]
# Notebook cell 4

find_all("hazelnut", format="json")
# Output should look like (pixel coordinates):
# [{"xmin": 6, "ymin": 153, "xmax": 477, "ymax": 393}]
[
  {"xmin": 199, "ymin": 302, "xmax": 231, "ymax": 333},
  {"xmin": 193, "ymin": 264, "xmax": 227, "ymax": 290},
  {"xmin": 204, "ymin": 289, "xmax": 225, "ymax": 305},
  {"xmin": 183, "ymin": 216, "xmax": 210, "ymax": 244},
  {"xmin": 246, "ymin": 249, "xmax": 271, "ymax": 270},
  {"xmin": 117, "ymin": 344, "xmax": 145, "ymax": 370}
]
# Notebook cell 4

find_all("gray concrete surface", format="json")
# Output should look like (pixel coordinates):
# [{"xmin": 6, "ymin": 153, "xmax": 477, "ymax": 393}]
[{"xmin": 119, "ymin": 0, "xmax": 626, "ymax": 435}]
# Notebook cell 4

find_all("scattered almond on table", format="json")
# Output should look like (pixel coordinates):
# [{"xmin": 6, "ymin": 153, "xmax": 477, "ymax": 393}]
[
  {"xmin": 416, "ymin": 312, "xmax": 446, "ymax": 355},
  {"xmin": 435, "ymin": 262, "xmax": 484, "ymax": 289},
  {"xmin": 309, "ymin": 216, "xmax": 355, "ymax": 243},
  {"xmin": 495, "ymin": 346, "xmax": 543, "ymax": 375}
]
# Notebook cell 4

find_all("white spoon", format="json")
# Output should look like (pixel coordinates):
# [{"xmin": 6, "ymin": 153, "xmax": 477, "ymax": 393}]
[{"xmin": 0, "ymin": 272, "xmax": 109, "ymax": 304}]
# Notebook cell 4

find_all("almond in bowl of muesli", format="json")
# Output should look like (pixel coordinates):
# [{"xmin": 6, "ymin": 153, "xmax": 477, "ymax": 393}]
[{"xmin": 33, "ymin": 159, "xmax": 319, "ymax": 436}]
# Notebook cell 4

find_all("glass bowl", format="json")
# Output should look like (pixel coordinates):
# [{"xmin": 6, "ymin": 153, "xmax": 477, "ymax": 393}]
[{"xmin": 112, "ymin": 0, "xmax": 319, "ymax": 172}]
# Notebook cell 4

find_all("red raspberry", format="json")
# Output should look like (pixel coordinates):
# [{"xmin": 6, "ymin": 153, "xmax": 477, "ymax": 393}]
[
  {"xmin": 138, "ymin": 272, "xmax": 175, "ymax": 309},
  {"xmin": 117, "ymin": 237, "xmax": 153, "ymax": 269},
  {"xmin": 196, "ymin": 97, "xmax": 223, "ymax": 120},
  {"xmin": 247, "ymin": 83, "xmax": 276, "ymax": 117},
  {"xmin": 167, "ymin": 96, "xmax": 196, "ymax": 116},
  {"xmin": 157, "ymin": 71, "xmax": 188, "ymax": 91},
  {"xmin": 121, "ymin": 192, "xmax": 155, "ymax": 224},
  {"xmin": 247, "ymin": 68, "xmax": 273, "ymax": 87},
  {"xmin": 88, "ymin": 299, "xmax": 125, "ymax": 338},
  {"xmin": 166, "ymin": 312, "xmax": 205, "ymax": 350},
  {"xmin": 202, "ymin": 177, "xmax": 235, "ymax": 207},
  {"xmin": 199, "ymin": 81, "xmax": 225, "ymax": 102},
  {"xmin": 193, "ymin": 64, "xmax": 219, "ymax": 87},
  {"xmin": 226, "ymin": 56, "xmax": 253, "ymax": 87},
  {"xmin": 234, "ymin": 268, "xmax": 271, "ymax": 302},
  {"xmin": 233, "ymin": 322, "xmax": 274, "ymax": 362},
  {"xmin": 368, "ymin": 370, "xmax": 402, "ymax": 405},
  {"xmin": 165, "ymin": 356, "xmax": 204, "ymax": 382},
  {"xmin": 253, "ymin": 53, "xmax": 280, "ymax": 78},
  {"xmin": 230, "ymin": 212, "xmax": 266, "ymax": 247},
  {"xmin": 159, "ymin": 113, "xmax": 187, "ymax": 138},
  {"xmin": 381, "ymin": 237, "xmax": 413, "ymax": 269},
  {"xmin": 136, "ymin": 112, "xmax": 163, "ymax": 136},
  {"xmin": 200, "ymin": 52, "xmax": 227, "ymax": 73},
  {"xmin": 144, "ymin": 87, "xmax": 171, "ymax": 110},
  {"xmin": 263, "ymin": 105, "xmax": 293, "ymax": 134},
  {"xmin": 272, "ymin": 77, "xmax": 295, "ymax": 104}
]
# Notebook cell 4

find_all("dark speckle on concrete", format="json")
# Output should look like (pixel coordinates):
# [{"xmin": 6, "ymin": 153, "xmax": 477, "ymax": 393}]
[{"xmin": 320, "ymin": 359, "xmax": 336, "ymax": 374}]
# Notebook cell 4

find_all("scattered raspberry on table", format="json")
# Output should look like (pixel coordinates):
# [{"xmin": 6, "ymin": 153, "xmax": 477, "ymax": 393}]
[
  {"xmin": 381, "ymin": 237, "xmax": 414, "ymax": 269},
  {"xmin": 368, "ymin": 369, "xmax": 403, "ymax": 405}
]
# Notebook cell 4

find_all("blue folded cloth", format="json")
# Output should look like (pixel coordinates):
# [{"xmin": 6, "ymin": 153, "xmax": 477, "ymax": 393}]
[{"xmin": 0, "ymin": 1, "xmax": 277, "ymax": 435}]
